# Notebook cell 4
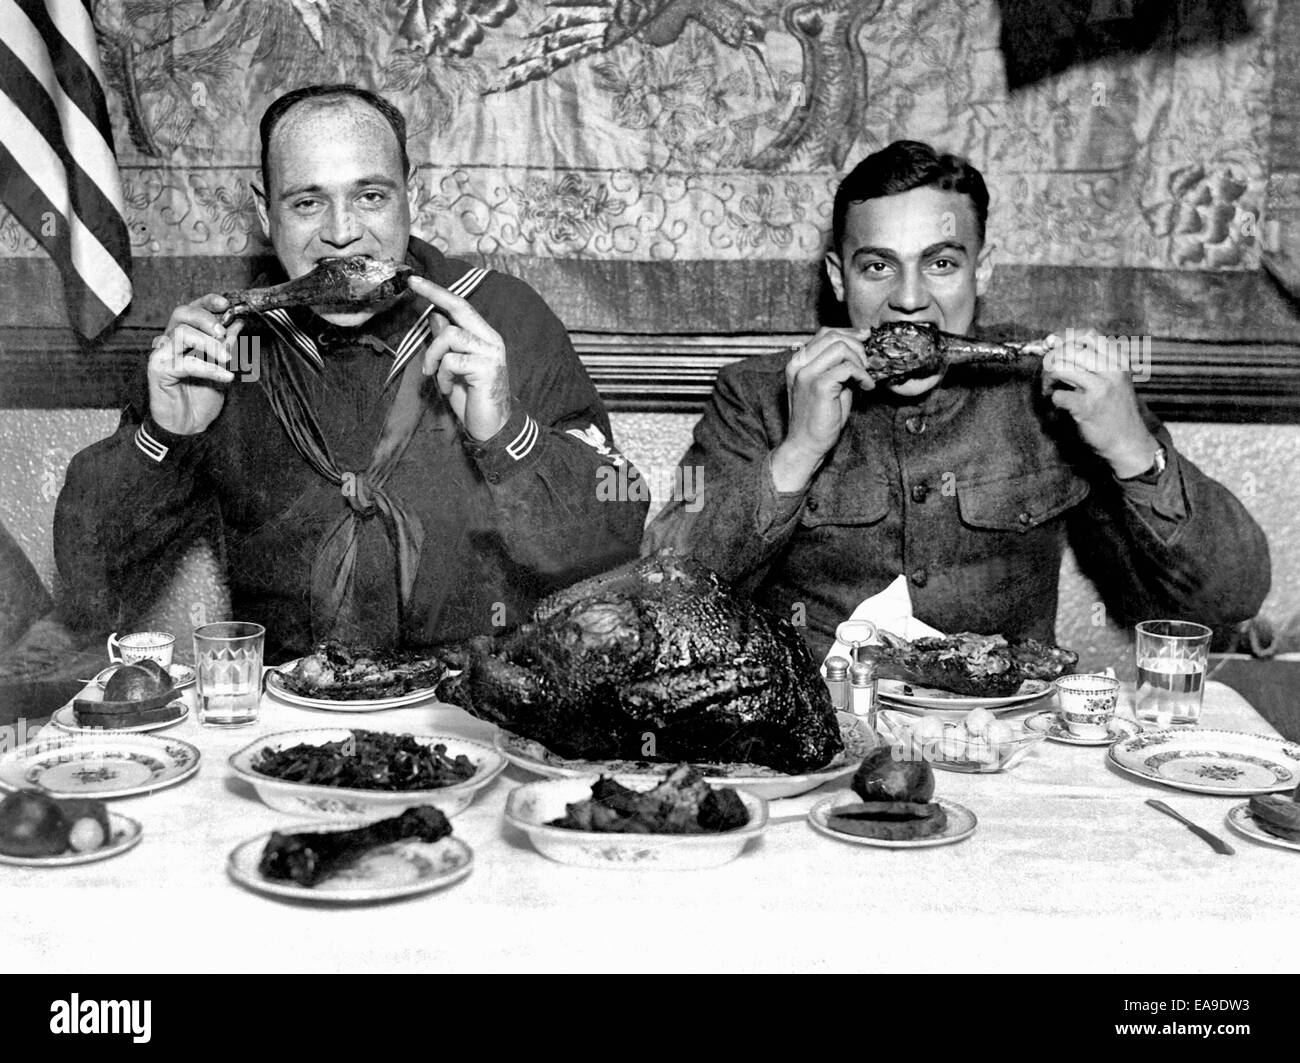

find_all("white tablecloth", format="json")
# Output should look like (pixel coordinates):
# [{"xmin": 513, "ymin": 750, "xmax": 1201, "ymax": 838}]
[{"xmin": 3, "ymin": 680, "xmax": 1295, "ymax": 973}]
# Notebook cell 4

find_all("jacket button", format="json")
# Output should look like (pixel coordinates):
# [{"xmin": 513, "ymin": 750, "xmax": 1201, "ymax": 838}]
[
  {"xmin": 806, "ymin": 497, "xmax": 819, "ymax": 513},
  {"xmin": 1018, "ymin": 511, "xmax": 1032, "ymax": 526},
  {"xmin": 905, "ymin": 416, "xmax": 927, "ymax": 435},
  {"xmin": 910, "ymin": 567, "xmax": 928, "ymax": 587},
  {"xmin": 911, "ymin": 483, "xmax": 929, "ymax": 503}
]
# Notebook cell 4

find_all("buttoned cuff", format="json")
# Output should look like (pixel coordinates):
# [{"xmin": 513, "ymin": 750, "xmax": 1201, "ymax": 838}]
[
  {"xmin": 756, "ymin": 451, "xmax": 811, "ymax": 538},
  {"xmin": 463, "ymin": 406, "xmax": 540, "ymax": 485}
]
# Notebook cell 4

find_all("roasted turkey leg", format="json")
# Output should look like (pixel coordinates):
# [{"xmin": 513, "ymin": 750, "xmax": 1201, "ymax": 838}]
[
  {"xmin": 220, "ymin": 255, "xmax": 413, "ymax": 324},
  {"xmin": 862, "ymin": 321, "xmax": 1048, "ymax": 385}
]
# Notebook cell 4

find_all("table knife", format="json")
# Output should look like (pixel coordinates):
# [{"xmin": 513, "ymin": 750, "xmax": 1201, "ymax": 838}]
[{"xmin": 1146, "ymin": 799, "xmax": 1235, "ymax": 855}]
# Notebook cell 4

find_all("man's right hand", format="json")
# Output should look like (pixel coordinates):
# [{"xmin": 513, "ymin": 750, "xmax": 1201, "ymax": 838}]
[
  {"xmin": 149, "ymin": 295, "xmax": 240, "ymax": 436},
  {"xmin": 770, "ymin": 327, "xmax": 873, "ymax": 493}
]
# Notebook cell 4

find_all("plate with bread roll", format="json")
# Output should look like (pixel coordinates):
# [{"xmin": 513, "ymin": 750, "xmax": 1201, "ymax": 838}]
[
  {"xmin": 1225, "ymin": 788, "xmax": 1300, "ymax": 852},
  {"xmin": 807, "ymin": 747, "xmax": 977, "ymax": 848}
]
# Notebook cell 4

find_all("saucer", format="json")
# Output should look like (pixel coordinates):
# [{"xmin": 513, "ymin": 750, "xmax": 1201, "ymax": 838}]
[
  {"xmin": 1024, "ymin": 710, "xmax": 1138, "ymax": 746},
  {"xmin": 95, "ymin": 663, "xmax": 195, "ymax": 690}
]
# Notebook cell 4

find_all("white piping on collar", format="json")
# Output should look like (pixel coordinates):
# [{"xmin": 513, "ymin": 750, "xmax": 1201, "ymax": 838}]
[
  {"xmin": 263, "ymin": 308, "xmax": 324, "ymax": 370},
  {"xmin": 384, "ymin": 267, "xmax": 490, "ymax": 388}
]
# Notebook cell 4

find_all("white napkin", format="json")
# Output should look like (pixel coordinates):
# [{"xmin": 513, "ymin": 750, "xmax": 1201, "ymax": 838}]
[{"xmin": 822, "ymin": 575, "xmax": 944, "ymax": 669}]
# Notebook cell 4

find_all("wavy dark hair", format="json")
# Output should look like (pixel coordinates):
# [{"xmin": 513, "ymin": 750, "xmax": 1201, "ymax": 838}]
[
  {"xmin": 258, "ymin": 83, "xmax": 410, "ymax": 191},
  {"xmin": 832, "ymin": 140, "xmax": 989, "ymax": 251}
]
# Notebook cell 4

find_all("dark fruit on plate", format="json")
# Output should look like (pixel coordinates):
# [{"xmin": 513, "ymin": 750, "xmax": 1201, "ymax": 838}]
[
  {"xmin": 1248, "ymin": 794, "xmax": 1300, "ymax": 842},
  {"xmin": 851, "ymin": 746, "xmax": 935, "ymax": 803},
  {"xmin": 130, "ymin": 658, "xmax": 172, "ymax": 688},
  {"xmin": 0, "ymin": 790, "xmax": 69, "ymax": 857},
  {"xmin": 103, "ymin": 663, "xmax": 170, "ymax": 702}
]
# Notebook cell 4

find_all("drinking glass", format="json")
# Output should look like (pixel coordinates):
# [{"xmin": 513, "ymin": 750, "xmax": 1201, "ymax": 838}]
[
  {"xmin": 1135, "ymin": 620, "xmax": 1211, "ymax": 726},
  {"xmin": 193, "ymin": 622, "xmax": 265, "ymax": 727}
]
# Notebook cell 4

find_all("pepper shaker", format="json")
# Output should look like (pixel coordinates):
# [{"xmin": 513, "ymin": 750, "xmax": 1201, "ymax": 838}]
[{"xmin": 824, "ymin": 656, "xmax": 850, "ymax": 712}]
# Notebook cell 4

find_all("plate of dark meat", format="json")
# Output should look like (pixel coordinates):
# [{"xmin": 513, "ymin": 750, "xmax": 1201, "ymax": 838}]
[
  {"xmin": 229, "ymin": 728, "xmax": 505, "ymax": 818},
  {"xmin": 504, "ymin": 766, "xmax": 768, "ymax": 869},
  {"xmin": 267, "ymin": 642, "xmax": 447, "ymax": 710},
  {"xmin": 861, "ymin": 630, "xmax": 1075, "ymax": 710},
  {"xmin": 227, "ymin": 806, "xmax": 473, "ymax": 903}
]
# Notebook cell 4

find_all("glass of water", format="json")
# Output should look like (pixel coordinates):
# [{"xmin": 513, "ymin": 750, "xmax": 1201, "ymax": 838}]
[
  {"xmin": 1135, "ymin": 620, "xmax": 1212, "ymax": 726},
  {"xmin": 193, "ymin": 621, "xmax": 265, "ymax": 727}
]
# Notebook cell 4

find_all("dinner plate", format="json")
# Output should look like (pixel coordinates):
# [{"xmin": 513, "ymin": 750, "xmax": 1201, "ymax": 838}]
[
  {"xmin": 492, "ymin": 712, "xmax": 873, "ymax": 801},
  {"xmin": 227, "ymin": 822, "xmax": 473, "ymax": 903},
  {"xmin": 505, "ymin": 775, "xmax": 768, "ymax": 870},
  {"xmin": 874, "ymin": 678, "xmax": 1054, "ymax": 714},
  {"xmin": 1224, "ymin": 803, "xmax": 1300, "ymax": 853},
  {"xmin": 0, "ymin": 733, "xmax": 201, "ymax": 799},
  {"xmin": 50, "ymin": 701, "xmax": 189, "ymax": 735},
  {"xmin": 265, "ymin": 660, "xmax": 441, "ymax": 711},
  {"xmin": 1109, "ymin": 729, "xmax": 1300, "ymax": 795},
  {"xmin": 228, "ymin": 728, "xmax": 506, "ymax": 818},
  {"xmin": 0, "ymin": 812, "xmax": 142, "ymax": 867},
  {"xmin": 1023, "ymin": 709, "xmax": 1139, "ymax": 746},
  {"xmin": 94, "ymin": 663, "xmax": 195, "ymax": 690},
  {"xmin": 807, "ymin": 793, "xmax": 977, "ymax": 849}
]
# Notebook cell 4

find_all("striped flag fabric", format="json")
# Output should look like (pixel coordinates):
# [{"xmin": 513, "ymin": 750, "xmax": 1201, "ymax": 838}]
[{"xmin": 0, "ymin": 0, "xmax": 132, "ymax": 339}]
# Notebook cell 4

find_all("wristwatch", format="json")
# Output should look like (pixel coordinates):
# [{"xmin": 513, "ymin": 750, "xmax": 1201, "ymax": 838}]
[{"xmin": 1119, "ymin": 443, "xmax": 1168, "ymax": 485}]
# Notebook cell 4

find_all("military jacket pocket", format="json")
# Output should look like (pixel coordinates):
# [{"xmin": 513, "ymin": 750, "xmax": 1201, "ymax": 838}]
[
  {"xmin": 957, "ymin": 464, "xmax": 1089, "ymax": 533},
  {"xmin": 800, "ymin": 466, "xmax": 892, "ymax": 528}
]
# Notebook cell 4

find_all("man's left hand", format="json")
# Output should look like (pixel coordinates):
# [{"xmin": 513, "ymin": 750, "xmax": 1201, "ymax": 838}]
[
  {"xmin": 1041, "ymin": 328, "xmax": 1160, "ymax": 478},
  {"xmin": 411, "ymin": 275, "xmax": 511, "ymax": 441}
]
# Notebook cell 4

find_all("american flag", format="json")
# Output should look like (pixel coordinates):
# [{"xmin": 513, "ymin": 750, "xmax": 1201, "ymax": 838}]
[{"xmin": 0, "ymin": 0, "xmax": 132, "ymax": 339}]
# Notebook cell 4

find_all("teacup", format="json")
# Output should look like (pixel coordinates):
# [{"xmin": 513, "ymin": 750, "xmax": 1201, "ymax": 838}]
[
  {"xmin": 1054, "ymin": 673, "xmax": 1121, "ymax": 739},
  {"xmin": 107, "ymin": 630, "xmax": 175, "ymax": 667}
]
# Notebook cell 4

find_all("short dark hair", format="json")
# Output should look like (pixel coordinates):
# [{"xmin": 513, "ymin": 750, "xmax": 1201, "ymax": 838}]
[
  {"xmin": 259, "ymin": 83, "xmax": 410, "ymax": 192},
  {"xmin": 832, "ymin": 140, "xmax": 989, "ymax": 252}
]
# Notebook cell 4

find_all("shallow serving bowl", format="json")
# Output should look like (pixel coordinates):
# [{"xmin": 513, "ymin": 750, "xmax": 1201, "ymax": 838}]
[
  {"xmin": 229, "ymin": 727, "xmax": 506, "ymax": 819},
  {"xmin": 503, "ymin": 775, "xmax": 769, "ymax": 870},
  {"xmin": 877, "ymin": 709, "xmax": 1046, "ymax": 774}
]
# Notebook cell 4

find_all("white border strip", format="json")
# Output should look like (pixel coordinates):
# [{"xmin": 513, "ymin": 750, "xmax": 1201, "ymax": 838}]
[
  {"xmin": 134, "ymin": 423, "xmax": 167, "ymax": 462},
  {"xmin": 505, "ymin": 414, "xmax": 538, "ymax": 460}
]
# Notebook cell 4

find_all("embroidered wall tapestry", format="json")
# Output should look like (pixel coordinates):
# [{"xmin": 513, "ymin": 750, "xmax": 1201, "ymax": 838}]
[{"xmin": 2, "ymin": 0, "xmax": 1297, "ymax": 341}]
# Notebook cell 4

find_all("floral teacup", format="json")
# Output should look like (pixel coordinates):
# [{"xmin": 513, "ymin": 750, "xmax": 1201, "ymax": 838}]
[{"xmin": 1054, "ymin": 673, "xmax": 1121, "ymax": 739}]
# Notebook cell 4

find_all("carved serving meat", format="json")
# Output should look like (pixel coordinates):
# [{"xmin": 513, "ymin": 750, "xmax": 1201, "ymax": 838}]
[
  {"xmin": 859, "ymin": 630, "xmax": 1078, "ymax": 698},
  {"xmin": 273, "ymin": 642, "xmax": 446, "ymax": 701},
  {"xmin": 440, "ymin": 554, "xmax": 843, "ymax": 775}
]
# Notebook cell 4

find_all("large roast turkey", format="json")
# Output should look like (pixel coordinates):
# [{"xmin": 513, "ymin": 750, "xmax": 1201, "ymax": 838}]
[{"xmin": 439, "ymin": 554, "xmax": 842, "ymax": 774}]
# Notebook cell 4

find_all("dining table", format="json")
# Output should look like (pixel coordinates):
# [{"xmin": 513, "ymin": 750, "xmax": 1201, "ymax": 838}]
[{"xmin": 2, "ymin": 673, "xmax": 1296, "ymax": 974}]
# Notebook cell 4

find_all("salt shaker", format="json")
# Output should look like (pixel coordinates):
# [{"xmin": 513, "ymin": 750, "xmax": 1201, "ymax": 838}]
[
  {"xmin": 824, "ymin": 656, "xmax": 850, "ymax": 712},
  {"xmin": 849, "ymin": 662, "xmax": 877, "ymax": 724}
]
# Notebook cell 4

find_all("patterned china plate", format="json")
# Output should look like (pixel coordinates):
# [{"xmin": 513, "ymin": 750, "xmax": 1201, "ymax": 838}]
[
  {"xmin": 493, "ymin": 712, "xmax": 873, "ymax": 800},
  {"xmin": 264, "ymin": 661, "xmax": 441, "ymax": 711},
  {"xmin": 95, "ymin": 663, "xmax": 195, "ymax": 690},
  {"xmin": 0, "ymin": 812, "xmax": 143, "ymax": 867},
  {"xmin": 875, "ymin": 679, "xmax": 1054, "ymax": 714},
  {"xmin": 226, "ymin": 822, "xmax": 473, "ymax": 903},
  {"xmin": 1224, "ymin": 803, "xmax": 1300, "ymax": 853},
  {"xmin": 1024, "ymin": 709, "xmax": 1139, "ymax": 746},
  {"xmin": 1109, "ymin": 729, "xmax": 1300, "ymax": 795},
  {"xmin": 0, "ymin": 733, "xmax": 201, "ymax": 798},
  {"xmin": 51, "ymin": 701, "xmax": 189, "ymax": 735},
  {"xmin": 808, "ymin": 792, "xmax": 978, "ymax": 849}
]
